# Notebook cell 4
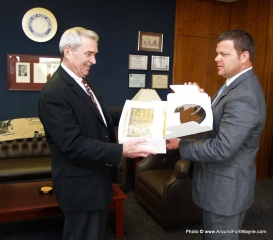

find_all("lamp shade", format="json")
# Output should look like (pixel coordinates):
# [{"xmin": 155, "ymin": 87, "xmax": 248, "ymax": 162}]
[{"xmin": 132, "ymin": 88, "xmax": 161, "ymax": 102}]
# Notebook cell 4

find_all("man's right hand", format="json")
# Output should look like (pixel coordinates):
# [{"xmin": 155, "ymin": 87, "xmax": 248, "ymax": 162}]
[{"xmin": 122, "ymin": 138, "xmax": 157, "ymax": 158}]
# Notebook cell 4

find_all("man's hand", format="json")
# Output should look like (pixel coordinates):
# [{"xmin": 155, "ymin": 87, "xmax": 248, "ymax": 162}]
[
  {"xmin": 166, "ymin": 138, "xmax": 181, "ymax": 150},
  {"xmin": 184, "ymin": 81, "xmax": 205, "ymax": 93},
  {"xmin": 122, "ymin": 138, "xmax": 156, "ymax": 158}
]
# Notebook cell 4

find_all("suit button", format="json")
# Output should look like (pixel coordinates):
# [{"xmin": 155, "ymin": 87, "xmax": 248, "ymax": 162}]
[{"xmin": 104, "ymin": 136, "xmax": 110, "ymax": 142}]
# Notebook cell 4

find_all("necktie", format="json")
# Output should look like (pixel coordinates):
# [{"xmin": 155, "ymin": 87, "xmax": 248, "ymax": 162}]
[
  {"xmin": 211, "ymin": 82, "xmax": 227, "ymax": 106},
  {"xmin": 82, "ymin": 78, "xmax": 100, "ymax": 112}
]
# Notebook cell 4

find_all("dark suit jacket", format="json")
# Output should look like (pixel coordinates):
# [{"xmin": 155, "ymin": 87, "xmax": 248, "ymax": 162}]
[
  {"xmin": 179, "ymin": 69, "xmax": 267, "ymax": 216},
  {"xmin": 38, "ymin": 66, "xmax": 123, "ymax": 211}
]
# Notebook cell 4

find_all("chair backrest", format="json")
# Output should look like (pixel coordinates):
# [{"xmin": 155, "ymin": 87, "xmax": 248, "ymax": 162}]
[{"xmin": 0, "ymin": 137, "xmax": 50, "ymax": 160}]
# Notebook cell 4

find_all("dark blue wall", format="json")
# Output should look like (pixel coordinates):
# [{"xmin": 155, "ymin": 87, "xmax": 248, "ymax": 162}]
[{"xmin": 0, "ymin": 0, "xmax": 176, "ymax": 120}]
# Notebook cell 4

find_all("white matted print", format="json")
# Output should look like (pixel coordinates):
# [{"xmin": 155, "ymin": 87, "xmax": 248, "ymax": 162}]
[{"xmin": 16, "ymin": 63, "xmax": 30, "ymax": 83}]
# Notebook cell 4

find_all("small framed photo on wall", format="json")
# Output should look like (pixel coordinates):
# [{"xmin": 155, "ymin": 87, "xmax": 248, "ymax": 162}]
[{"xmin": 16, "ymin": 63, "xmax": 30, "ymax": 83}]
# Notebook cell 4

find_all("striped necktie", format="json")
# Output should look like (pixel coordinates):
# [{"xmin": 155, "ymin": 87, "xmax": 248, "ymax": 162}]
[
  {"xmin": 211, "ymin": 82, "xmax": 227, "ymax": 106},
  {"xmin": 82, "ymin": 78, "xmax": 100, "ymax": 112}
]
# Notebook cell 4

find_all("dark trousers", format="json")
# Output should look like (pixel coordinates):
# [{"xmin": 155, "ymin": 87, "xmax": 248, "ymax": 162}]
[
  {"xmin": 63, "ymin": 208, "xmax": 108, "ymax": 240},
  {"xmin": 203, "ymin": 209, "xmax": 247, "ymax": 240}
]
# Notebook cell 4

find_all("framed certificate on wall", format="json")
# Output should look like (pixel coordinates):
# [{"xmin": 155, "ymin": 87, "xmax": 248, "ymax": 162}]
[
  {"xmin": 129, "ymin": 54, "xmax": 148, "ymax": 70},
  {"xmin": 151, "ymin": 55, "xmax": 169, "ymax": 71},
  {"xmin": 152, "ymin": 74, "xmax": 168, "ymax": 89},
  {"xmin": 129, "ymin": 74, "xmax": 146, "ymax": 88}
]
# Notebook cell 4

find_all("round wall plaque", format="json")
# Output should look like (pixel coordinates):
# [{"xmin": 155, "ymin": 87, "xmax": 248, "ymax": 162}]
[{"xmin": 22, "ymin": 7, "xmax": 58, "ymax": 42}]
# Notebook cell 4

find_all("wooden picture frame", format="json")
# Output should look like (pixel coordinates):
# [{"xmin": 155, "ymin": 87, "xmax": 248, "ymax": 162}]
[
  {"xmin": 7, "ymin": 54, "xmax": 61, "ymax": 91},
  {"xmin": 138, "ymin": 31, "xmax": 163, "ymax": 52}
]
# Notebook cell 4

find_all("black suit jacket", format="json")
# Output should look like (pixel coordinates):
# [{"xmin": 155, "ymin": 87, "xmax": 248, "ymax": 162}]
[{"xmin": 38, "ymin": 66, "xmax": 123, "ymax": 211}]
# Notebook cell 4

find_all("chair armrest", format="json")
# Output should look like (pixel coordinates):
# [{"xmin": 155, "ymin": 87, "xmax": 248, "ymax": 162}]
[
  {"xmin": 136, "ymin": 149, "xmax": 181, "ymax": 173},
  {"xmin": 163, "ymin": 159, "xmax": 191, "ymax": 198},
  {"xmin": 136, "ymin": 154, "xmax": 161, "ymax": 172},
  {"xmin": 170, "ymin": 159, "xmax": 190, "ymax": 180}
]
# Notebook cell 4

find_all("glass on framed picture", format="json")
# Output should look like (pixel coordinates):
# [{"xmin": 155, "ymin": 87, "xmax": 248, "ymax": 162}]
[{"xmin": 129, "ymin": 73, "xmax": 146, "ymax": 88}]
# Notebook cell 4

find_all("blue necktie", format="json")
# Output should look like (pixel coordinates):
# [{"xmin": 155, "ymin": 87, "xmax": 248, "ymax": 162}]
[{"xmin": 211, "ymin": 82, "xmax": 227, "ymax": 106}]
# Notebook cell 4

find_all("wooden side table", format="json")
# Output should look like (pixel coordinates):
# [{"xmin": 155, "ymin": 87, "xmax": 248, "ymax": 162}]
[{"xmin": 108, "ymin": 183, "xmax": 128, "ymax": 238}]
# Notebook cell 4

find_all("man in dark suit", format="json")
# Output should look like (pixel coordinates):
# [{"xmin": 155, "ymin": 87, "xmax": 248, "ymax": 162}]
[
  {"xmin": 38, "ymin": 27, "xmax": 155, "ymax": 240},
  {"xmin": 166, "ymin": 30, "xmax": 266, "ymax": 239}
]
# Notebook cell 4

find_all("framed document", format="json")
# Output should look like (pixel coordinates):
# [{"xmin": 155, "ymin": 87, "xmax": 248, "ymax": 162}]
[
  {"xmin": 33, "ymin": 63, "xmax": 47, "ymax": 83},
  {"xmin": 7, "ymin": 54, "xmax": 61, "ymax": 91},
  {"xmin": 129, "ymin": 54, "xmax": 148, "ymax": 70},
  {"xmin": 138, "ymin": 31, "xmax": 163, "ymax": 52},
  {"xmin": 129, "ymin": 74, "xmax": 146, "ymax": 88},
  {"xmin": 151, "ymin": 55, "xmax": 170, "ymax": 71},
  {"xmin": 152, "ymin": 74, "xmax": 168, "ymax": 89}
]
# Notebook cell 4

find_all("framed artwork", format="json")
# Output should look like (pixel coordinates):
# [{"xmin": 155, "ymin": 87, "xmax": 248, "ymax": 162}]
[
  {"xmin": 129, "ymin": 54, "xmax": 148, "ymax": 70},
  {"xmin": 7, "ymin": 54, "xmax": 61, "ymax": 91},
  {"xmin": 138, "ymin": 31, "xmax": 163, "ymax": 52},
  {"xmin": 129, "ymin": 74, "xmax": 146, "ymax": 88},
  {"xmin": 151, "ymin": 55, "xmax": 170, "ymax": 71},
  {"xmin": 152, "ymin": 74, "xmax": 168, "ymax": 89}
]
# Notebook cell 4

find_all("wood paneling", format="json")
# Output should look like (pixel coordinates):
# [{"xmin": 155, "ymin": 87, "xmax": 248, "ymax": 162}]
[
  {"xmin": 174, "ymin": 35, "xmax": 222, "ymax": 95},
  {"xmin": 173, "ymin": 0, "xmax": 273, "ymax": 179},
  {"xmin": 229, "ymin": 0, "xmax": 268, "ymax": 80},
  {"xmin": 228, "ymin": 0, "xmax": 273, "ymax": 180},
  {"xmin": 176, "ymin": 0, "xmax": 229, "ymax": 37},
  {"xmin": 266, "ymin": 0, "xmax": 273, "ymax": 178},
  {"xmin": 173, "ymin": 0, "xmax": 229, "ymax": 97},
  {"xmin": 262, "ymin": 0, "xmax": 273, "ymax": 178}
]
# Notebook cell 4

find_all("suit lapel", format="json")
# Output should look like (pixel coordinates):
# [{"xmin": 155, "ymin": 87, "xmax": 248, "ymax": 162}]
[
  {"xmin": 57, "ymin": 67, "xmax": 106, "ymax": 125},
  {"xmin": 211, "ymin": 69, "xmax": 255, "ymax": 109},
  {"xmin": 211, "ymin": 88, "xmax": 229, "ymax": 108}
]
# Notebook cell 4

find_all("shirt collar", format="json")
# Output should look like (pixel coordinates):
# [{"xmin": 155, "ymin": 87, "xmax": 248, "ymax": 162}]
[
  {"xmin": 226, "ymin": 67, "xmax": 252, "ymax": 86},
  {"xmin": 61, "ymin": 63, "xmax": 83, "ymax": 85}
]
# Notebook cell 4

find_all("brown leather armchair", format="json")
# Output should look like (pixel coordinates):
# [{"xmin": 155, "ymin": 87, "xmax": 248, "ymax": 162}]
[{"xmin": 135, "ymin": 149, "xmax": 202, "ymax": 228}]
